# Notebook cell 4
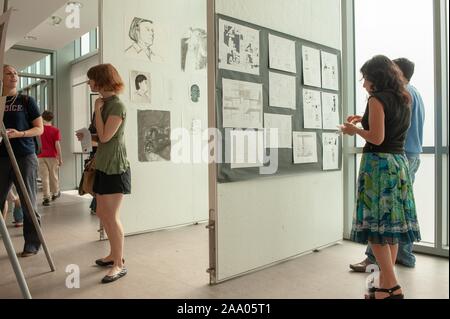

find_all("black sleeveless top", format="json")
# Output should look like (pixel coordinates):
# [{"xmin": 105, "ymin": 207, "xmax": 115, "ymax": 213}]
[{"xmin": 362, "ymin": 91, "xmax": 411, "ymax": 154}]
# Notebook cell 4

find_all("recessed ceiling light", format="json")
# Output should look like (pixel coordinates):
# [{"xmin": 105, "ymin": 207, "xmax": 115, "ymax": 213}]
[
  {"xmin": 66, "ymin": 1, "xmax": 83, "ymax": 8},
  {"xmin": 24, "ymin": 35, "xmax": 38, "ymax": 41},
  {"xmin": 49, "ymin": 15, "xmax": 63, "ymax": 26}
]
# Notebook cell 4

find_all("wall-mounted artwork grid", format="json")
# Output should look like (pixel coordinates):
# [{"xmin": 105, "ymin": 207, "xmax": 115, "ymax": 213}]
[{"xmin": 216, "ymin": 14, "xmax": 342, "ymax": 183}]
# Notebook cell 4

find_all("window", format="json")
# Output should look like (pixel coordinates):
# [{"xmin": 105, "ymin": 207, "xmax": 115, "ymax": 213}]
[
  {"xmin": 81, "ymin": 32, "xmax": 90, "ymax": 56},
  {"xmin": 354, "ymin": 0, "xmax": 435, "ymax": 148},
  {"xmin": 350, "ymin": 0, "xmax": 449, "ymax": 255}
]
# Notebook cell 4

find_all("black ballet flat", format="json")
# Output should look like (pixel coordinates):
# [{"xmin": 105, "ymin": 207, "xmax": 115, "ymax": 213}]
[
  {"xmin": 95, "ymin": 258, "xmax": 125, "ymax": 267},
  {"xmin": 101, "ymin": 268, "xmax": 127, "ymax": 284}
]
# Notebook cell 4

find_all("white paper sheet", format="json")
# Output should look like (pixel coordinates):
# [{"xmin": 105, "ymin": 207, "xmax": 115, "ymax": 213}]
[
  {"xmin": 322, "ymin": 92, "xmax": 340, "ymax": 130},
  {"xmin": 268, "ymin": 34, "xmax": 296, "ymax": 73},
  {"xmin": 76, "ymin": 127, "xmax": 92, "ymax": 153},
  {"xmin": 293, "ymin": 132, "xmax": 318, "ymax": 164},
  {"xmin": 269, "ymin": 72, "xmax": 296, "ymax": 110},
  {"xmin": 264, "ymin": 113, "xmax": 292, "ymax": 149},
  {"xmin": 222, "ymin": 79, "xmax": 263, "ymax": 129},
  {"xmin": 321, "ymin": 51, "xmax": 339, "ymax": 91},
  {"xmin": 219, "ymin": 19, "xmax": 260, "ymax": 75},
  {"xmin": 302, "ymin": 46, "xmax": 321, "ymax": 88},
  {"xmin": 322, "ymin": 133, "xmax": 339, "ymax": 170},
  {"xmin": 303, "ymin": 89, "xmax": 322, "ymax": 129},
  {"xmin": 229, "ymin": 129, "xmax": 264, "ymax": 169}
]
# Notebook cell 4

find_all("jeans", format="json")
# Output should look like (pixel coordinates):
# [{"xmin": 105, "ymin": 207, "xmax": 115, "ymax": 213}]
[
  {"xmin": 0, "ymin": 154, "xmax": 41, "ymax": 253},
  {"xmin": 365, "ymin": 154, "xmax": 421, "ymax": 268}
]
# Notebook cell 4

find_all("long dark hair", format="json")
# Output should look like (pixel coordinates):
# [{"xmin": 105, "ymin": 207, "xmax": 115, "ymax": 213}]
[{"xmin": 360, "ymin": 55, "xmax": 411, "ymax": 106}]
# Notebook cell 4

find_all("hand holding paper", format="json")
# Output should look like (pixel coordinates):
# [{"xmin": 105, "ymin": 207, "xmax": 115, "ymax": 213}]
[{"xmin": 75, "ymin": 128, "xmax": 92, "ymax": 153}]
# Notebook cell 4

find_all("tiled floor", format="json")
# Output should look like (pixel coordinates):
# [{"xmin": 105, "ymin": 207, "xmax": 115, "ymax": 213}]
[{"xmin": 0, "ymin": 192, "xmax": 448, "ymax": 299}]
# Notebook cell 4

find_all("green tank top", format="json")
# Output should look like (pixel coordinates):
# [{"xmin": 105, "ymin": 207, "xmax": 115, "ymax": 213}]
[{"xmin": 95, "ymin": 96, "xmax": 130, "ymax": 175}]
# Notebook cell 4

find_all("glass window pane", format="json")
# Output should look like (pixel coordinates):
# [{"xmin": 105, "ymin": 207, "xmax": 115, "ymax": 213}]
[
  {"xmin": 96, "ymin": 27, "xmax": 99, "ymax": 50},
  {"xmin": 81, "ymin": 32, "xmax": 90, "ymax": 56},
  {"xmin": 355, "ymin": 0, "xmax": 435, "ymax": 148},
  {"xmin": 443, "ymin": 154, "xmax": 448, "ymax": 248},
  {"xmin": 44, "ymin": 86, "xmax": 48, "ymax": 110},
  {"xmin": 46, "ymin": 55, "xmax": 51, "ymax": 76},
  {"xmin": 414, "ymin": 154, "xmax": 436, "ymax": 244}
]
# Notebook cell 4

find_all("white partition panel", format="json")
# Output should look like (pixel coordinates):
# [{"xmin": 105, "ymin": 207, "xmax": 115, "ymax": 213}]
[
  {"xmin": 101, "ymin": 0, "xmax": 208, "ymax": 234},
  {"xmin": 214, "ymin": 0, "xmax": 343, "ymax": 282}
]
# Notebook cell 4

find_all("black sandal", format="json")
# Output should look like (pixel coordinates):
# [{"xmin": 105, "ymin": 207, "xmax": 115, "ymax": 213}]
[
  {"xmin": 370, "ymin": 285, "xmax": 404, "ymax": 299},
  {"xmin": 365, "ymin": 286, "xmax": 377, "ymax": 299}
]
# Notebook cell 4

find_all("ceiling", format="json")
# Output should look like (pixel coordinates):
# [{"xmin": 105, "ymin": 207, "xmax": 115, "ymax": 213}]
[
  {"xmin": 4, "ymin": 49, "xmax": 48, "ymax": 71},
  {"xmin": 2, "ymin": 0, "xmax": 98, "ymax": 51}
]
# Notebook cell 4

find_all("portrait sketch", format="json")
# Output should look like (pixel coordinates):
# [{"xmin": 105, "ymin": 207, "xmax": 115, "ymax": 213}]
[
  {"xmin": 181, "ymin": 28, "xmax": 207, "ymax": 72},
  {"xmin": 125, "ymin": 16, "xmax": 164, "ymax": 63},
  {"xmin": 138, "ymin": 110, "xmax": 171, "ymax": 162},
  {"xmin": 130, "ymin": 70, "xmax": 151, "ymax": 104}
]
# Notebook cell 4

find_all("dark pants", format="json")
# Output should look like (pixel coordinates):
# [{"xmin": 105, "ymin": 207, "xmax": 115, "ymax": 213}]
[
  {"xmin": 365, "ymin": 155, "xmax": 421, "ymax": 268},
  {"xmin": 0, "ymin": 154, "xmax": 41, "ymax": 253}
]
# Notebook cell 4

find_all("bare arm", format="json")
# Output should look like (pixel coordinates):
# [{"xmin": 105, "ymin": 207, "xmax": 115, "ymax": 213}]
[
  {"xmin": 6, "ymin": 116, "xmax": 44, "ymax": 139},
  {"xmin": 55, "ymin": 141, "xmax": 63, "ymax": 166},
  {"xmin": 95, "ymin": 115, "xmax": 123, "ymax": 144},
  {"xmin": 342, "ymin": 97, "xmax": 385, "ymax": 145}
]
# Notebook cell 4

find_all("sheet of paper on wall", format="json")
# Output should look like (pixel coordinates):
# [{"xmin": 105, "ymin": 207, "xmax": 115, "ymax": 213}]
[
  {"xmin": 130, "ymin": 70, "xmax": 151, "ymax": 104},
  {"xmin": 229, "ymin": 129, "xmax": 264, "ymax": 169},
  {"xmin": 322, "ymin": 133, "xmax": 339, "ymax": 170},
  {"xmin": 268, "ymin": 34, "xmax": 296, "ymax": 73},
  {"xmin": 322, "ymin": 92, "xmax": 340, "ymax": 130},
  {"xmin": 321, "ymin": 51, "xmax": 339, "ymax": 91},
  {"xmin": 303, "ymin": 89, "xmax": 322, "ymax": 129},
  {"xmin": 218, "ymin": 19, "xmax": 260, "ymax": 75},
  {"xmin": 269, "ymin": 72, "xmax": 296, "ymax": 110},
  {"xmin": 264, "ymin": 113, "xmax": 292, "ymax": 149},
  {"xmin": 293, "ymin": 132, "xmax": 318, "ymax": 164},
  {"xmin": 75, "ymin": 128, "xmax": 92, "ymax": 153},
  {"xmin": 302, "ymin": 46, "xmax": 321, "ymax": 88},
  {"xmin": 124, "ymin": 16, "xmax": 167, "ymax": 64},
  {"xmin": 222, "ymin": 78, "xmax": 263, "ymax": 129}
]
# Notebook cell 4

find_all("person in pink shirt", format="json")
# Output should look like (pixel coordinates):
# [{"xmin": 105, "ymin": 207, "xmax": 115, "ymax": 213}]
[{"xmin": 38, "ymin": 111, "xmax": 62, "ymax": 206}]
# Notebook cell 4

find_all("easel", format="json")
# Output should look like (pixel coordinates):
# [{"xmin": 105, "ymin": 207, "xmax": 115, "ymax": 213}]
[{"xmin": 1, "ymin": 4, "xmax": 55, "ymax": 299}]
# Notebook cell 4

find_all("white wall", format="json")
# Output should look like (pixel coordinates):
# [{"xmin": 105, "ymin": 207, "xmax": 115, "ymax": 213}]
[
  {"xmin": 215, "ymin": 0, "xmax": 343, "ymax": 281},
  {"xmin": 71, "ymin": 54, "xmax": 99, "ymax": 153},
  {"xmin": 101, "ymin": 0, "xmax": 208, "ymax": 234}
]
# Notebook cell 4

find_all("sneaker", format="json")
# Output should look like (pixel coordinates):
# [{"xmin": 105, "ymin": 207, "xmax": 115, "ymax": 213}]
[
  {"xmin": 349, "ymin": 258, "xmax": 374, "ymax": 272},
  {"xmin": 42, "ymin": 198, "xmax": 51, "ymax": 206},
  {"xmin": 51, "ymin": 192, "xmax": 61, "ymax": 201}
]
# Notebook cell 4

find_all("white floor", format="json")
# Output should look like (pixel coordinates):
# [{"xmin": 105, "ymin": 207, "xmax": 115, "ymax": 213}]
[{"xmin": 0, "ymin": 192, "xmax": 448, "ymax": 299}]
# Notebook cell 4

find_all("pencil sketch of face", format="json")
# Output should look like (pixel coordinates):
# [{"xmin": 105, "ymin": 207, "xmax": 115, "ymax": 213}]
[
  {"xmin": 130, "ymin": 70, "xmax": 151, "ymax": 104},
  {"xmin": 126, "ymin": 17, "xmax": 156, "ymax": 61},
  {"xmin": 181, "ymin": 28, "xmax": 207, "ymax": 72}
]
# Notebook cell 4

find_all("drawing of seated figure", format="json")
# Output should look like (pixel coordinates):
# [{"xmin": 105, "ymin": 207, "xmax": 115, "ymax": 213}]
[{"xmin": 181, "ymin": 28, "xmax": 207, "ymax": 72}]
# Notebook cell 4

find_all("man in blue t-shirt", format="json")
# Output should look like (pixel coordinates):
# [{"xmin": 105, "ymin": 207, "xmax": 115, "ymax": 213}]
[
  {"xmin": 0, "ymin": 65, "xmax": 44, "ymax": 257},
  {"xmin": 350, "ymin": 58, "xmax": 425, "ymax": 271}
]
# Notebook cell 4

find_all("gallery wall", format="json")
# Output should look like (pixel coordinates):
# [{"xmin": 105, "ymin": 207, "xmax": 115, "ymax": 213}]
[
  {"xmin": 100, "ymin": 0, "xmax": 208, "ymax": 234},
  {"xmin": 214, "ymin": 0, "xmax": 344, "ymax": 282}
]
